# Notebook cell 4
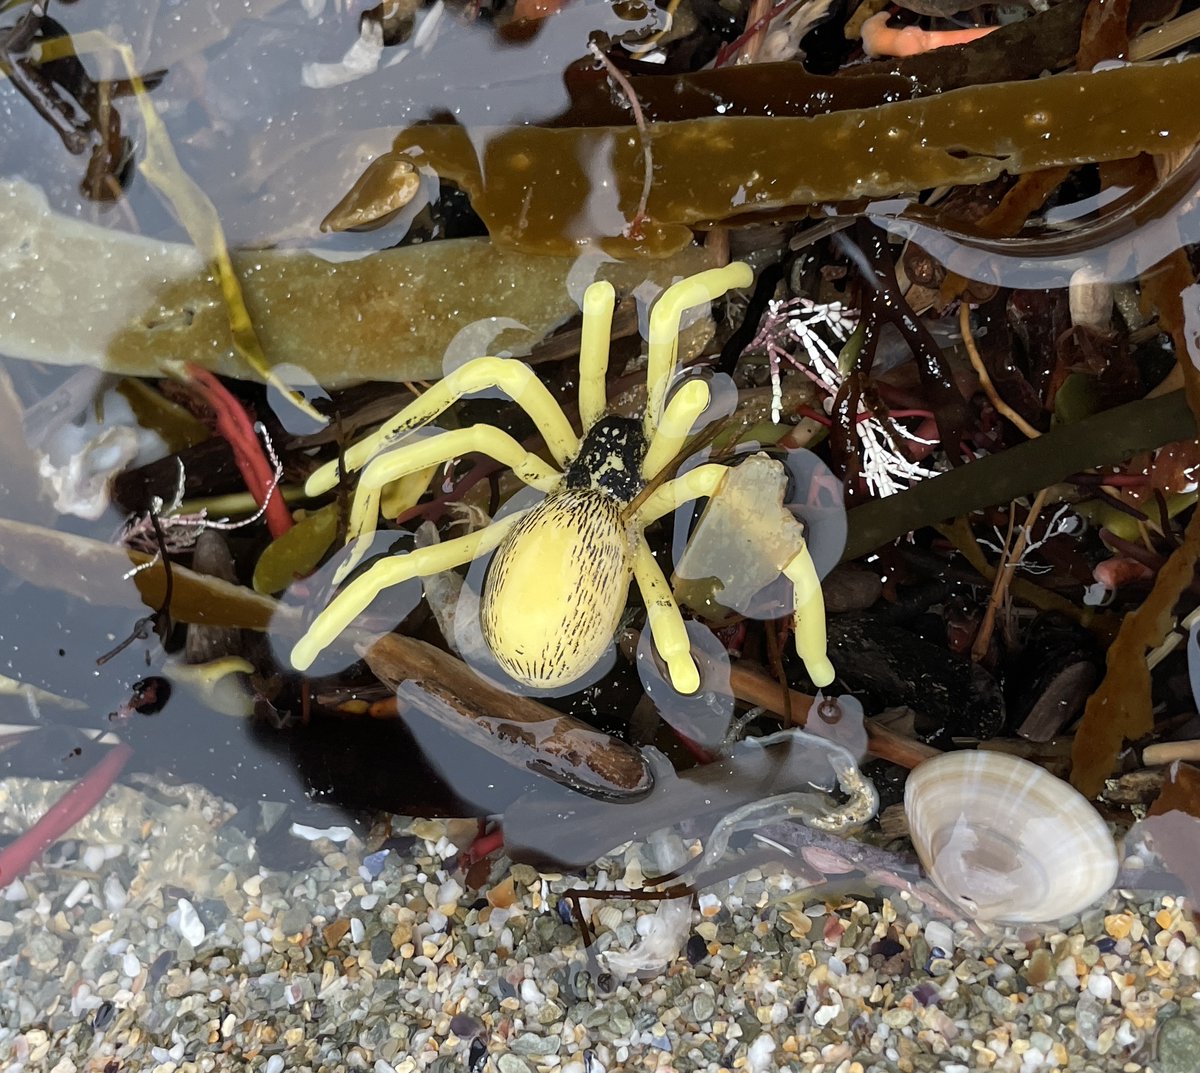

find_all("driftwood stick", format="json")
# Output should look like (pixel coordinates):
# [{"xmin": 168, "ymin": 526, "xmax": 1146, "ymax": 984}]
[{"xmin": 361, "ymin": 633, "xmax": 652, "ymax": 797}]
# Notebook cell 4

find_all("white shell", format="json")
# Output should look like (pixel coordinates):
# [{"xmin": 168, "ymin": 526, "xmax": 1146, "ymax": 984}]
[{"xmin": 904, "ymin": 751, "xmax": 1119, "ymax": 924}]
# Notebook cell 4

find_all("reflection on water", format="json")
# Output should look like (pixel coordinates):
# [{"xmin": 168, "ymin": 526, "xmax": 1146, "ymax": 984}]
[{"xmin": 2, "ymin": 0, "xmax": 1200, "ymax": 1066}]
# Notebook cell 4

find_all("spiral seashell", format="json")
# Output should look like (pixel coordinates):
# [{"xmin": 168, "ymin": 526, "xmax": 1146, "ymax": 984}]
[{"xmin": 904, "ymin": 751, "xmax": 1119, "ymax": 924}]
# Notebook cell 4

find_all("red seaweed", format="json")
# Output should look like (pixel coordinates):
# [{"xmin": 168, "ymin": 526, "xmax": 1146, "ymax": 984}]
[{"xmin": 0, "ymin": 743, "xmax": 134, "ymax": 886}]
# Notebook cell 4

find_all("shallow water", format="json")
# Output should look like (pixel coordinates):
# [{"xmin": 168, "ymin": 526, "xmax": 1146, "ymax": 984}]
[{"xmin": 1, "ymin": 0, "xmax": 1199, "ymax": 1066}]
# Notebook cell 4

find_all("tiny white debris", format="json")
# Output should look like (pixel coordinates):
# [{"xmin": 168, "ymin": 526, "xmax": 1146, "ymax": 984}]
[
  {"xmin": 813, "ymin": 1002, "xmax": 840, "ymax": 1026},
  {"xmin": 436, "ymin": 878, "xmax": 463, "ymax": 909},
  {"xmin": 62, "ymin": 879, "xmax": 90, "ymax": 910},
  {"xmin": 69, "ymin": 982, "xmax": 92, "ymax": 1018},
  {"xmin": 290, "ymin": 822, "xmax": 354, "ymax": 843},
  {"xmin": 697, "ymin": 893, "xmax": 722, "ymax": 917},
  {"xmin": 103, "ymin": 875, "xmax": 128, "ymax": 912},
  {"xmin": 170, "ymin": 898, "xmax": 206, "ymax": 947},
  {"xmin": 81, "ymin": 846, "xmax": 106, "ymax": 871},
  {"xmin": 301, "ymin": 19, "xmax": 384, "ymax": 90},
  {"xmin": 1057, "ymin": 955, "xmax": 1081, "ymax": 985}
]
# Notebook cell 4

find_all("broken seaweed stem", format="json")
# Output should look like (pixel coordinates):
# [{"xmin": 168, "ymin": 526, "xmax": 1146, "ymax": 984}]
[
  {"xmin": 959, "ymin": 304, "xmax": 1042, "ymax": 440},
  {"xmin": 587, "ymin": 40, "xmax": 652, "ymax": 239},
  {"xmin": 184, "ymin": 365, "xmax": 292, "ymax": 539}
]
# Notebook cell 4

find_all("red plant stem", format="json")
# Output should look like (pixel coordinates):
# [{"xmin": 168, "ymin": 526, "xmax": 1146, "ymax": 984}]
[
  {"xmin": 186, "ymin": 364, "xmax": 292, "ymax": 539},
  {"xmin": 392, "ymin": 457, "xmax": 503, "ymax": 527},
  {"xmin": 462, "ymin": 824, "xmax": 506, "ymax": 869},
  {"xmin": 794, "ymin": 405, "xmax": 936, "ymax": 431},
  {"xmin": 713, "ymin": 0, "xmax": 793, "ymax": 67},
  {"xmin": 0, "ymin": 743, "xmax": 134, "ymax": 886}
]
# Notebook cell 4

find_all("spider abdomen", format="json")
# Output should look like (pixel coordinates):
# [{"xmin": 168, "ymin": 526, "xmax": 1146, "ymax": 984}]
[{"xmin": 482, "ymin": 488, "xmax": 635, "ymax": 689}]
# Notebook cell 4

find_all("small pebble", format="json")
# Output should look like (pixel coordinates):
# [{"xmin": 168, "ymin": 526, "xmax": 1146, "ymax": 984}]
[
  {"xmin": 1086, "ymin": 971, "xmax": 1113, "ymax": 1001},
  {"xmin": 1157, "ymin": 1015, "xmax": 1200, "ymax": 1073},
  {"xmin": 924, "ymin": 921, "xmax": 954, "ymax": 953},
  {"xmin": 1179, "ymin": 946, "xmax": 1200, "ymax": 976},
  {"xmin": 169, "ymin": 899, "xmax": 206, "ymax": 947}
]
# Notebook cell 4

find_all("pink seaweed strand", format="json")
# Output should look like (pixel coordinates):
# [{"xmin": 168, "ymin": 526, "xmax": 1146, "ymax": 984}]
[{"xmin": 0, "ymin": 743, "xmax": 134, "ymax": 885}]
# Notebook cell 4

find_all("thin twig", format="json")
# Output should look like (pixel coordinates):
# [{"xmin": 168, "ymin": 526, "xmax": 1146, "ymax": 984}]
[
  {"xmin": 972, "ymin": 487, "xmax": 1051, "ymax": 662},
  {"xmin": 959, "ymin": 305, "xmax": 1042, "ymax": 440},
  {"xmin": 588, "ymin": 41, "xmax": 652, "ymax": 237}
]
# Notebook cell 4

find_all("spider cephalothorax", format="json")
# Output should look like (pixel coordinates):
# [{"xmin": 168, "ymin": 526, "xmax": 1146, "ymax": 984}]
[
  {"xmin": 563, "ymin": 415, "xmax": 646, "ymax": 500},
  {"xmin": 290, "ymin": 263, "xmax": 835, "ymax": 693}
]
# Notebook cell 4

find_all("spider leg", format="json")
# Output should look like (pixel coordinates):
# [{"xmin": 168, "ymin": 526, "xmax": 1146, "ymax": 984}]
[
  {"xmin": 641, "ymin": 377, "xmax": 711, "ymax": 481},
  {"xmin": 578, "ymin": 280, "xmax": 615, "ymax": 434},
  {"xmin": 637, "ymin": 463, "xmax": 729, "ymax": 526},
  {"xmin": 643, "ymin": 263, "xmax": 752, "ymax": 443},
  {"xmin": 636, "ymin": 463, "xmax": 835, "ymax": 687},
  {"xmin": 290, "ymin": 509, "xmax": 531, "ymax": 672},
  {"xmin": 336, "ymin": 425, "xmax": 559, "ymax": 583},
  {"xmin": 307, "ymin": 356, "xmax": 579, "ymax": 497},
  {"xmin": 632, "ymin": 535, "xmax": 701, "ymax": 695},
  {"xmin": 781, "ymin": 545, "xmax": 835, "ymax": 688}
]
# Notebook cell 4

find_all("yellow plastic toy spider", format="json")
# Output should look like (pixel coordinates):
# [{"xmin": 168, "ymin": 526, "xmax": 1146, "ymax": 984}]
[{"xmin": 289, "ymin": 263, "xmax": 835, "ymax": 693}]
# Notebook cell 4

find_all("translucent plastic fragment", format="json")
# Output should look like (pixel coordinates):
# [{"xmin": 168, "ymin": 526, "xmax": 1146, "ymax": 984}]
[
  {"xmin": 602, "ymin": 829, "xmax": 692, "ymax": 978},
  {"xmin": 673, "ymin": 448, "xmax": 846, "ymax": 621},
  {"xmin": 635, "ymin": 620, "xmax": 734, "ymax": 748},
  {"xmin": 502, "ymin": 728, "xmax": 876, "ymax": 868}
]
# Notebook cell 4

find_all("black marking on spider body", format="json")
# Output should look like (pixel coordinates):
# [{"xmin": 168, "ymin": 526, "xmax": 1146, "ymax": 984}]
[{"xmin": 564, "ymin": 415, "xmax": 647, "ymax": 504}]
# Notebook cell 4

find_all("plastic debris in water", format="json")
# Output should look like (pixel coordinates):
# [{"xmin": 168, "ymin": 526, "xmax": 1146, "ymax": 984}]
[
  {"xmin": 635, "ymin": 619, "xmax": 734, "ymax": 749},
  {"xmin": 602, "ymin": 828, "xmax": 692, "ymax": 978},
  {"xmin": 502, "ymin": 727, "xmax": 876, "ymax": 869},
  {"xmin": 672, "ymin": 447, "xmax": 846, "ymax": 626},
  {"xmin": 806, "ymin": 692, "xmax": 868, "ymax": 762}
]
